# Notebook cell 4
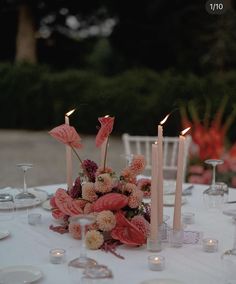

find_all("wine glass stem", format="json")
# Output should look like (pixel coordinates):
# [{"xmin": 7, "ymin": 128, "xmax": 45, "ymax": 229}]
[
  {"xmin": 212, "ymin": 165, "xmax": 216, "ymax": 187},
  {"xmin": 23, "ymin": 170, "xmax": 27, "ymax": 193},
  {"xmin": 80, "ymin": 225, "xmax": 86, "ymax": 258},
  {"xmin": 233, "ymin": 224, "xmax": 236, "ymax": 251}
]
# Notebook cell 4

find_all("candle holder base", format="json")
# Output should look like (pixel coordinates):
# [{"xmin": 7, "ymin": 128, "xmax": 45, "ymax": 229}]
[
  {"xmin": 147, "ymin": 237, "xmax": 162, "ymax": 252},
  {"xmin": 160, "ymin": 222, "xmax": 169, "ymax": 242},
  {"xmin": 169, "ymin": 228, "xmax": 184, "ymax": 248}
]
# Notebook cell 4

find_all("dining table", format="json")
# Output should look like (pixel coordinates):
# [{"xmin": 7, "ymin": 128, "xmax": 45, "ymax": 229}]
[{"xmin": 1, "ymin": 182, "xmax": 236, "ymax": 284}]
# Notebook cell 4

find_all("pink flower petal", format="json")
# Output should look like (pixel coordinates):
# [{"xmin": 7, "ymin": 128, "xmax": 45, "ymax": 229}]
[
  {"xmin": 54, "ymin": 188, "xmax": 82, "ymax": 216},
  {"xmin": 93, "ymin": 193, "xmax": 128, "ymax": 212},
  {"xmin": 49, "ymin": 124, "xmax": 82, "ymax": 149},
  {"xmin": 111, "ymin": 211, "xmax": 146, "ymax": 246},
  {"xmin": 95, "ymin": 117, "xmax": 115, "ymax": 147}
]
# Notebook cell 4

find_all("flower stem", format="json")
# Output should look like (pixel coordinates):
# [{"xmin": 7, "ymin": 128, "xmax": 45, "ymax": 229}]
[
  {"xmin": 71, "ymin": 146, "xmax": 83, "ymax": 164},
  {"xmin": 103, "ymin": 137, "xmax": 109, "ymax": 171}
]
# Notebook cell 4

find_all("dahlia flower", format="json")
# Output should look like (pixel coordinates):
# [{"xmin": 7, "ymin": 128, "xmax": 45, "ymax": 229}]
[
  {"xmin": 86, "ymin": 230, "xmax": 104, "ymax": 250},
  {"xmin": 95, "ymin": 173, "xmax": 113, "ymax": 193},
  {"xmin": 96, "ymin": 210, "xmax": 116, "ymax": 232},
  {"xmin": 82, "ymin": 182, "xmax": 98, "ymax": 202}
]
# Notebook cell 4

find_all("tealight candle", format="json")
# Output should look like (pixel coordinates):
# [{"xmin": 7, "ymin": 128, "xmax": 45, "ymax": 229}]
[
  {"xmin": 202, "ymin": 238, "xmax": 218, "ymax": 253},
  {"xmin": 148, "ymin": 255, "xmax": 165, "ymax": 271},
  {"xmin": 49, "ymin": 248, "xmax": 66, "ymax": 264}
]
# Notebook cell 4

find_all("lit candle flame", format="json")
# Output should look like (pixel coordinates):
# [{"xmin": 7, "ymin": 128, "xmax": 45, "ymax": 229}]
[
  {"xmin": 66, "ymin": 109, "xmax": 75, "ymax": 117},
  {"xmin": 104, "ymin": 114, "xmax": 109, "ymax": 118},
  {"xmin": 181, "ymin": 127, "xmax": 191, "ymax": 136},
  {"xmin": 160, "ymin": 114, "xmax": 170, "ymax": 125},
  {"xmin": 155, "ymin": 141, "xmax": 158, "ymax": 145}
]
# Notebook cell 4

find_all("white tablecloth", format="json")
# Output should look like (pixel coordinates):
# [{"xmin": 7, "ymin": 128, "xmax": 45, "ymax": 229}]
[{"xmin": 1, "ymin": 183, "xmax": 236, "ymax": 284}]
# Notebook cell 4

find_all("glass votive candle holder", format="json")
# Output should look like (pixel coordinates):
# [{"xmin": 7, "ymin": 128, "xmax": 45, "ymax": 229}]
[
  {"xmin": 182, "ymin": 212, "xmax": 195, "ymax": 225},
  {"xmin": 147, "ymin": 236, "xmax": 162, "ymax": 252},
  {"xmin": 148, "ymin": 255, "xmax": 165, "ymax": 271},
  {"xmin": 49, "ymin": 248, "xmax": 66, "ymax": 264},
  {"xmin": 28, "ymin": 213, "xmax": 42, "ymax": 225},
  {"xmin": 202, "ymin": 238, "xmax": 218, "ymax": 253},
  {"xmin": 169, "ymin": 227, "xmax": 184, "ymax": 248}
]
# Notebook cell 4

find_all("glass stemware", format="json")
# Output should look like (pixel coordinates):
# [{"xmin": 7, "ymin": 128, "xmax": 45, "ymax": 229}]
[
  {"xmin": 203, "ymin": 159, "xmax": 224, "ymax": 210},
  {"xmin": 15, "ymin": 163, "xmax": 36, "ymax": 200},
  {"xmin": 81, "ymin": 265, "xmax": 113, "ymax": 284},
  {"xmin": 68, "ymin": 214, "xmax": 97, "ymax": 269},
  {"xmin": 221, "ymin": 222, "xmax": 236, "ymax": 283}
]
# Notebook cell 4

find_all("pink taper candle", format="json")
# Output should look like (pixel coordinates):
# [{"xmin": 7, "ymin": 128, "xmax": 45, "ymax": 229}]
[
  {"xmin": 173, "ymin": 127, "xmax": 190, "ymax": 230},
  {"xmin": 100, "ymin": 137, "xmax": 108, "ymax": 168},
  {"xmin": 65, "ymin": 109, "xmax": 75, "ymax": 190},
  {"xmin": 150, "ymin": 143, "xmax": 159, "ymax": 240},
  {"xmin": 157, "ymin": 114, "xmax": 169, "ymax": 225},
  {"xmin": 157, "ymin": 125, "xmax": 163, "ymax": 226}
]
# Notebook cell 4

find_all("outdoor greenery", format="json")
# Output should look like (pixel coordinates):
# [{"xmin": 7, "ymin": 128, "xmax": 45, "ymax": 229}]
[
  {"xmin": 0, "ymin": 63, "xmax": 236, "ymax": 142},
  {"xmin": 0, "ymin": 1, "xmax": 236, "ymax": 143}
]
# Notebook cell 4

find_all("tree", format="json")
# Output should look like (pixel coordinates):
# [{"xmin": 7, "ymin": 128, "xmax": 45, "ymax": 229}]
[
  {"xmin": 0, "ymin": 0, "xmax": 113, "ymax": 64},
  {"xmin": 15, "ymin": 2, "xmax": 36, "ymax": 63},
  {"xmin": 109, "ymin": 0, "xmax": 236, "ymax": 74}
]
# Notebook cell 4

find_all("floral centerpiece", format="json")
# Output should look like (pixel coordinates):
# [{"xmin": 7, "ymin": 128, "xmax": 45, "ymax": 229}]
[
  {"xmin": 180, "ymin": 97, "xmax": 236, "ymax": 187},
  {"xmin": 48, "ymin": 117, "xmax": 150, "ymax": 255}
]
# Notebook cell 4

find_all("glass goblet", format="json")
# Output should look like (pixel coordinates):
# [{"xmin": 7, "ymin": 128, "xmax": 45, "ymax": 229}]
[
  {"xmin": 15, "ymin": 163, "xmax": 36, "ymax": 200},
  {"xmin": 68, "ymin": 214, "xmax": 97, "ymax": 269},
  {"xmin": 203, "ymin": 159, "xmax": 224, "ymax": 210}
]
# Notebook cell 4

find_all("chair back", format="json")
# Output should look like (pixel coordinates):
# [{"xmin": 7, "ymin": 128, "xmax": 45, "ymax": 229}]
[{"xmin": 122, "ymin": 133, "xmax": 192, "ymax": 180}]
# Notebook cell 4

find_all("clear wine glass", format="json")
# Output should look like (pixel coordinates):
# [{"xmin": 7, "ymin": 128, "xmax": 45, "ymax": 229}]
[
  {"xmin": 68, "ymin": 214, "xmax": 97, "ymax": 269},
  {"xmin": 15, "ymin": 163, "xmax": 36, "ymax": 200},
  {"xmin": 203, "ymin": 159, "xmax": 224, "ymax": 210},
  {"xmin": 221, "ymin": 222, "xmax": 236, "ymax": 283}
]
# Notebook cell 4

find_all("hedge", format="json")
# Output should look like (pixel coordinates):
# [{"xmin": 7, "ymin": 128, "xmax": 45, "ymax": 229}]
[{"xmin": 0, "ymin": 63, "xmax": 235, "ymax": 142}]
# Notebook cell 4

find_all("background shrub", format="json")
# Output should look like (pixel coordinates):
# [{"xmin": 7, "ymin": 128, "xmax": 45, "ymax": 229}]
[{"xmin": 0, "ymin": 63, "xmax": 235, "ymax": 142}]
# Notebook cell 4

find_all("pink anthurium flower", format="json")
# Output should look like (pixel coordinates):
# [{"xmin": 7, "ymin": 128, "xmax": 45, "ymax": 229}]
[
  {"xmin": 49, "ymin": 124, "xmax": 82, "ymax": 149},
  {"xmin": 111, "ymin": 211, "xmax": 146, "ymax": 246},
  {"xmin": 95, "ymin": 116, "xmax": 115, "ymax": 147}
]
